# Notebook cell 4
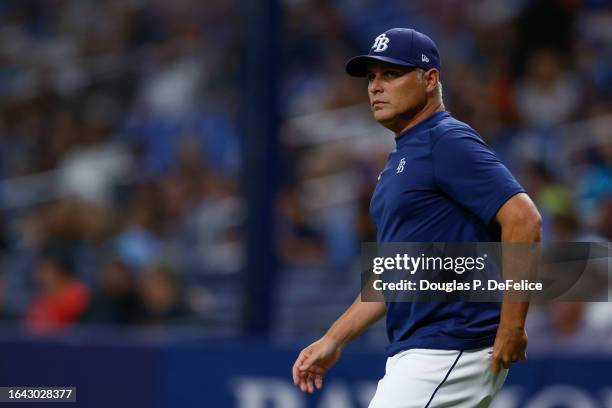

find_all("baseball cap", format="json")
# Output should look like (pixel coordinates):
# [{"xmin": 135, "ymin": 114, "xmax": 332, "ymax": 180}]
[{"xmin": 346, "ymin": 28, "xmax": 441, "ymax": 77}]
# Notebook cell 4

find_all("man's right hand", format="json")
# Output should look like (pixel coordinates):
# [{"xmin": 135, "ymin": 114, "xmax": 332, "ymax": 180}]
[
  {"xmin": 291, "ymin": 295, "xmax": 385, "ymax": 393},
  {"xmin": 292, "ymin": 336, "xmax": 343, "ymax": 393}
]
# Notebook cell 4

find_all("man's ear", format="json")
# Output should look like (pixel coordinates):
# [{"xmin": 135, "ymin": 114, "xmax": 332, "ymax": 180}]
[{"xmin": 426, "ymin": 69, "xmax": 439, "ymax": 93}]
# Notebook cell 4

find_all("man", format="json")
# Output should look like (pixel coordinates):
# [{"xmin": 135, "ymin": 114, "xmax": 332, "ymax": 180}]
[{"xmin": 292, "ymin": 28, "xmax": 542, "ymax": 407}]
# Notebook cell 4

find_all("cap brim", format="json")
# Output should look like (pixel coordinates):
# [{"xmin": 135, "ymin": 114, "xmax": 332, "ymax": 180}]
[{"xmin": 345, "ymin": 55, "xmax": 417, "ymax": 77}]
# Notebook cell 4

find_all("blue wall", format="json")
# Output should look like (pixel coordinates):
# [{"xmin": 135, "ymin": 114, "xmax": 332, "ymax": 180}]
[{"xmin": 0, "ymin": 334, "xmax": 611, "ymax": 408}]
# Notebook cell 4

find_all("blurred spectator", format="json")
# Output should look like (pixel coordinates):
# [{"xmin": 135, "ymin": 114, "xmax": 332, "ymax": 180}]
[
  {"xmin": 25, "ymin": 245, "xmax": 91, "ymax": 333},
  {"xmin": 56, "ymin": 104, "xmax": 133, "ymax": 205},
  {"xmin": 549, "ymin": 213, "xmax": 580, "ymax": 241},
  {"xmin": 276, "ymin": 187, "xmax": 326, "ymax": 267},
  {"xmin": 521, "ymin": 162, "xmax": 575, "ymax": 238},
  {"xmin": 81, "ymin": 259, "xmax": 144, "ymax": 325},
  {"xmin": 136, "ymin": 40, "xmax": 204, "ymax": 117},
  {"xmin": 115, "ymin": 183, "xmax": 166, "ymax": 270},
  {"xmin": 515, "ymin": 49, "xmax": 581, "ymax": 128},
  {"xmin": 180, "ymin": 170, "xmax": 244, "ymax": 275},
  {"xmin": 576, "ymin": 145, "xmax": 612, "ymax": 223},
  {"xmin": 549, "ymin": 302, "xmax": 587, "ymax": 337},
  {"xmin": 139, "ymin": 264, "xmax": 192, "ymax": 325}
]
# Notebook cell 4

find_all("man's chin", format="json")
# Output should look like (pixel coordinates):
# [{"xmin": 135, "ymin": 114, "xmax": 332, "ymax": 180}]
[
  {"xmin": 373, "ymin": 110, "xmax": 394, "ymax": 123},
  {"xmin": 373, "ymin": 111, "xmax": 397, "ymax": 127}
]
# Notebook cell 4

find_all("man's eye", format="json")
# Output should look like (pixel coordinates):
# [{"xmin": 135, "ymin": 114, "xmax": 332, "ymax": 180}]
[{"xmin": 385, "ymin": 71, "xmax": 400, "ymax": 77}]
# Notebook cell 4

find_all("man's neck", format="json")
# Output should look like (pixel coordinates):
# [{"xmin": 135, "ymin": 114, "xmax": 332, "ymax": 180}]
[{"xmin": 394, "ymin": 101, "xmax": 445, "ymax": 137}]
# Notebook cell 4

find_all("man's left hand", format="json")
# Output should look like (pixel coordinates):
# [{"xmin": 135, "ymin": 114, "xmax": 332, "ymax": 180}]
[{"xmin": 491, "ymin": 325, "xmax": 528, "ymax": 373}]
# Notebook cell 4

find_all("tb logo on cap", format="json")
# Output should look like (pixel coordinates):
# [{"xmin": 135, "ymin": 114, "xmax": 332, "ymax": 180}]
[{"xmin": 372, "ymin": 34, "xmax": 390, "ymax": 52}]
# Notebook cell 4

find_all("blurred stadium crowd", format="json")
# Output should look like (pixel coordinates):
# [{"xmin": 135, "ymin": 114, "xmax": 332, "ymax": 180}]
[{"xmin": 0, "ymin": 0, "xmax": 610, "ymax": 346}]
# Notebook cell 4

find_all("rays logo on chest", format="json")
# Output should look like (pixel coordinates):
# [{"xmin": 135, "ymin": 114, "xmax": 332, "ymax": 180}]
[{"xmin": 396, "ymin": 158, "xmax": 406, "ymax": 173}]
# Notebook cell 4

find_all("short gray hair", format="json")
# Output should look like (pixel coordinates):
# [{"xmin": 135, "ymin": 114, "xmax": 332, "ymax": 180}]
[{"xmin": 416, "ymin": 68, "xmax": 443, "ymax": 99}]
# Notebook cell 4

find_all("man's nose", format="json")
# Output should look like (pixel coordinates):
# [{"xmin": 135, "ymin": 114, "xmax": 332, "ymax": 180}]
[{"xmin": 369, "ymin": 76, "xmax": 383, "ymax": 94}]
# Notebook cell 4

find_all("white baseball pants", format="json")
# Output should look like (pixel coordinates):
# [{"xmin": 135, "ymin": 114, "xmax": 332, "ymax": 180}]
[{"xmin": 368, "ymin": 347, "xmax": 508, "ymax": 408}]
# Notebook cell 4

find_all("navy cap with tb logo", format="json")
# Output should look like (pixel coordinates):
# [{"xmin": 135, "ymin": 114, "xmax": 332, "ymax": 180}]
[{"xmin": 346, "ymin": 28, "xmax": 441, "ymax": 77}]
